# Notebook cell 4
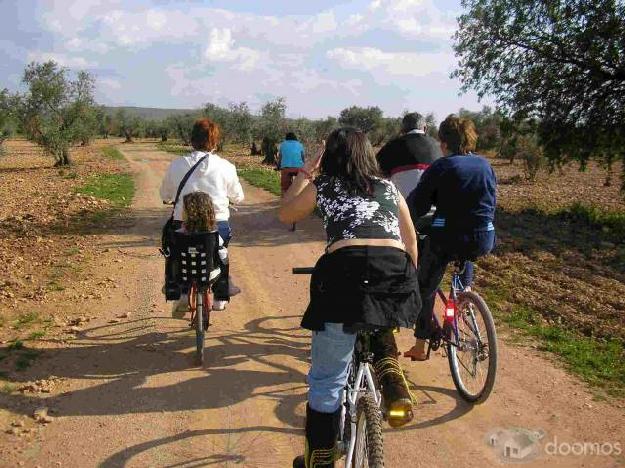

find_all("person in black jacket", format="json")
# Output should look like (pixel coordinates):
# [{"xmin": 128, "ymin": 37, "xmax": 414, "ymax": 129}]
[{"xmin": 376, "ymin": 112, "xmax": 442, "ymax": 198}]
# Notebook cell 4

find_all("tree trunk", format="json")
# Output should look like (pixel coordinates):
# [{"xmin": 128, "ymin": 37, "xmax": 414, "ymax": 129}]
[
  {"xmin": 161, "ymin": 135, "xmax": 168, "ymax": 142},
  {"xmin": 124, "ymin": 131, "xmax": 133, "ymax": 143}
]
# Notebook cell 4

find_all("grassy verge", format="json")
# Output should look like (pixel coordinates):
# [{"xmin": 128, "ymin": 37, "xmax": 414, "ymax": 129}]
[
  {"xmin": 157, "ymin": 141, "xmax": 191, "ymax": 155},
  {"xmin": 101, "ymin": 146, "xmax": 125, "ymax": 161},
  {"xmin": 237, "ymin": 167, "xmax": 281, "ymax": 196},
  {"xmin": 481, "ymin": 286, "xmax": 625, "ymax": 397},
  {"xmin": 76, "ymin": 173, "xmax": 135, "ymax": 207},
  {"xmin": 556, "ymin": 202, "xmax": 625, "ymax": 239}
]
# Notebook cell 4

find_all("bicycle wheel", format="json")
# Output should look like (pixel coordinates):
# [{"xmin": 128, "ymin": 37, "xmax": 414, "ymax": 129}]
[
  {"xmin": 352, "ymin": 393, "xmax": 384, "ymax": 468},
  {"xmin": 447, "ymin": 291, "xmax": 498, "ymax": 403},
  {"xmin": 195, "ymin": 289, "xmax": 205, "ymax": 366}
]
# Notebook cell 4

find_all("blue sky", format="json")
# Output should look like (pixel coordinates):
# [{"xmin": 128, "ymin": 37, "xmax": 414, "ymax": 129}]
[{"xmin": 0, "ymin": 0, "xmax": 490, "ymax": 119}]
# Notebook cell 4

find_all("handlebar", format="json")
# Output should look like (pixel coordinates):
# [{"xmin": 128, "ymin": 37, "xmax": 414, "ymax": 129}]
[{"xmin": 292, "ymin": 267, "xmax": 314, "ymax": 275}]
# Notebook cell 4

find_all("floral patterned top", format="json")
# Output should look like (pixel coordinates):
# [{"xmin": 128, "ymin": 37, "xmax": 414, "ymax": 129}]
[{"xmin": 314, "ymin": 175, "xmax": 402, "ymax": 246}]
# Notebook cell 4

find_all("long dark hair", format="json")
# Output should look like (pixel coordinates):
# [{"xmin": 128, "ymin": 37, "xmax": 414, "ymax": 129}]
[{"xmin": 320, "ymin": 127, "xmax": 381, "ymax": 196}]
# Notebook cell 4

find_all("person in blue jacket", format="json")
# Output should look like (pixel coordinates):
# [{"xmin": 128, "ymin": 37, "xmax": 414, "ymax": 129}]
[
  {"xmin": 405, "ymin": 114, "xmax": 496, "ymax": 361},
  {"xmin": 277, "ymin": 132, "xmax": 305, "ymax": 194}
]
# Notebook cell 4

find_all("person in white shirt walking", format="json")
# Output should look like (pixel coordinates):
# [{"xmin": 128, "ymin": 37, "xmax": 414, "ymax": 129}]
[{"xmin": 160, "ymin": 118, "xmax": 244, "ymax": 314}]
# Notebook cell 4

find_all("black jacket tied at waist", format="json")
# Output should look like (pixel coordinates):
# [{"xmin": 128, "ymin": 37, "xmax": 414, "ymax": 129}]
[{"xmin": 301, "ymin": 246, "xmax": 421, "ymax": 332}]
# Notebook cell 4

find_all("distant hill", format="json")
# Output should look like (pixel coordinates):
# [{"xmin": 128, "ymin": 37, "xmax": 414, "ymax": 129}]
[{"xmin": 103, "ymin": 106, "xmax": 201, "ymax": 121}]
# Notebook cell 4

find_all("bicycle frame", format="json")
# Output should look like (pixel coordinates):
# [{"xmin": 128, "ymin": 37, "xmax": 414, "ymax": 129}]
[
  {"xmin": 341, "ymin": 335, "xmax": 382, "ymax": 467},
  {"xmin": 433, "ymin": 265, "xmax": 486, "ymax": 356}
]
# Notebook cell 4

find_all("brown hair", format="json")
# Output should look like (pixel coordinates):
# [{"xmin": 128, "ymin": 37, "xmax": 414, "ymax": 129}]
[
  {"xmin": 320, "ymin": 127, "xmax": 381, "ymax": 196},
  {"xmin": 191, "ymin": 118, "xmax": 221, "ymax": 151},
  {"xmin": 182, "ymin": 191, "xmax": 216, "ymax": 232},
  {"xmin": 438, "ymin": 114, "xmax": 478, "ymax": 155}
]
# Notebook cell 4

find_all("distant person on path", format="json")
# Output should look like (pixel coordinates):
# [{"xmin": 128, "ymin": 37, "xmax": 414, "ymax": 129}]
[
  {"xmin": 376, "ymin": 112, "xmax": 442, "ymax": 198},
  {"xmin": 277, "ymin": 132, "xmax": 305, "ymax": 194},
  {"xmin": 279, "ymin": 127, "xmax": 421, "ymax": 467},
  {"xmin": 160, "ymin": 118, "xmax": 244, "ymax": 314},
  {"xmin": 405, "ymin": 115, "xmax": 496, "ymax": 361}
]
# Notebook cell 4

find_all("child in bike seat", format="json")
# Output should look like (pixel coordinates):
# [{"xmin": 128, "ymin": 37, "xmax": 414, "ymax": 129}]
[{"xmin": 171, "ymin": 191, "xmax": 230, "ymax": 317}]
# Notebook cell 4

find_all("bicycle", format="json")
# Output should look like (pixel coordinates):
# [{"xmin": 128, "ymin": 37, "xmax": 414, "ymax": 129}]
[
  {"xmin": 293, "ymin": 267, "xmax": 385, "ymax": 468},
  {"xmin": 175, "ymin": 230, "xmax": 221, "ymax": 366},
  {"xmin": 416, "ymin": 259, "xmax": 498, "ymax": 403}
]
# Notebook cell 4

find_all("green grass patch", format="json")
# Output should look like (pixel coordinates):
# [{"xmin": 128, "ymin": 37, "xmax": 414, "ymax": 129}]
[
  {"xmin": 15, "ymin": 349, "xmax": 39, "ymax": 371},
  {"xmin": 482, "ymin": 287, "xmax": 625, "ymax": 397},
  {"xmin": 76, "ymin": 173, "xmax": 135, "ymax": 207},
  {"xmin": 0, "ymin": 379, "xmax": 17, "ymax": 394},
  {"xmin": 157, "ymin": 141, "xmax": 191, "ymax": 156},
  {"xmin": 7, "ymin": 340, "xmax": 24, "ymax": 351},
  {"xmin": 101, "ymin": 146, "xmax": 125, "ymax": 160},
  {"xmin": 27, "ymin": 330, "xmax": 46, "ymax": 340},
  {"xmin": 238, "ymin": 167, "xmax": 281, "ymax": 196},
  {"xmin": 13, "ymin": 312, "xmax": 40, "ymax": 330},
  {"xmin": 65, "ymin": 247, "xmax": 80, "ymax": 256},
  {"xmin": 557, "ymin": 202, "xmax": 625, "ymax": 238}
]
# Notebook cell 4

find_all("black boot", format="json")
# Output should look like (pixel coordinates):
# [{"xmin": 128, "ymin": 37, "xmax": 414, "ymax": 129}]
[
  {"xmin": 293, "ymin": 405, "xmax": 340, "ymax": 468},
  {"xmin": 371, "ymin": 330, "xmax": 414, "ymax": 428}
]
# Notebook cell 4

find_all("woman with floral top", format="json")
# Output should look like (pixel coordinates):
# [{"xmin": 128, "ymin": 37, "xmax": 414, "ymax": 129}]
[{"xmin": 279, "ymin": 127, "xmax": 422, "ymax": 468}]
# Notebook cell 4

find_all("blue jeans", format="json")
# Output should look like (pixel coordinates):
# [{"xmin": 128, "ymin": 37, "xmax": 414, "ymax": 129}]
[
  {"xmin": 217, "ymin": 221, "xmax": 232, "ymax": 246},
  {"xmin": 308, "ymin": 323, "xmax": 356, "ymax": 413},
  {"xmin": 416, "ymin": 229, "xmax": 495, "ymax": 339}
]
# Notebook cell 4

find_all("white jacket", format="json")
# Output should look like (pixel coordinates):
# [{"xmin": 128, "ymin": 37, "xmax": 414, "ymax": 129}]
[{"xmin": 160, "ymin": 151, "xmax": 244, "ymax": 221}]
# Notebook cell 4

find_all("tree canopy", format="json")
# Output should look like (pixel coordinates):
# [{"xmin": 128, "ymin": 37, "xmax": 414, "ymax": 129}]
[
  {"xmin": 338, "ymin": 106, "xmax": 383, "ymax": 134},
  {"xmin": 453, "ymin": 0, "xmax": 625, "ymax": 187},
  {"xmin": 19, "ymin": 61, "xmax": 98, "ymax": 165}
]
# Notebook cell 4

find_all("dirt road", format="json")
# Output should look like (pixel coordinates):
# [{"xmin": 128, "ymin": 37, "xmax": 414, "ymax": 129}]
[{"xmin": 1, "ymin": 143, "xmax": 623, "ymax": 467}]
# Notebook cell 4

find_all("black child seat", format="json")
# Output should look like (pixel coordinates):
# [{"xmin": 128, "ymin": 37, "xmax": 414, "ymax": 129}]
[{"xmin": 173, "ymin": 230, "xmax": 221, "ymax": 294}]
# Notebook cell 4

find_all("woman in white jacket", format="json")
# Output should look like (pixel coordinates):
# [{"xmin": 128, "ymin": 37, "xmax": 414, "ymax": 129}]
[{"xmin": 160, "ymin": 118, "xmax": 244, "ymax": 313}]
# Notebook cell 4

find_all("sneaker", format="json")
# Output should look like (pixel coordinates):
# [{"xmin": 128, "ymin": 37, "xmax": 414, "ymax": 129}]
[
  {"xmin": 212, "ymin": 300, "xmax": 227, "ymax": 311},
  {"xmin": 171, "ymin": 294, "xmax": 189, "ymax": 319}
]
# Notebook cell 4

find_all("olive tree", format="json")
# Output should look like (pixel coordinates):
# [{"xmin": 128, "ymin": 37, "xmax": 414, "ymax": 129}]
[
  {"xmin": 338, "ymin": 106, "xmax": 383, "ymax": 134},
  {"xmin": 257, "ymin": 97, "xmax": 287, "ymax": 165},
  {"xmin": 19, "ymin": 61, "xmax": 97, "ymax": 165},
  {"xmin": 0, "ymin": 89, "xmax": 18, "ymax": 152},
  {"xmin": 116, "ymin": 109, "xmax": 144, "ymax": 143},
  {"xmin": 454, "ymin": 0, "xmax": 625, "ymax": 189}
]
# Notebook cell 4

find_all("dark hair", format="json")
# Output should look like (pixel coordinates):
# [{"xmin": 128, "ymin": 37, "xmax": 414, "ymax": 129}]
[
  {"xmin": 438, "ymin": 114, "xmax": 478, "ymax": 155},
  {"xmin": 191, "ymin": 118, "xmax": 221, "ymax": 151},
  {"xmin": 285, "ymin": 132, "xmax": 297, "ymax": 141},
  {"xmin": 401, "ymin": 112, "xmax": 426, "ymax": 133},
  {"xmin": 320, "ymin": 127, "xmax": 381, "ymax": 196}
]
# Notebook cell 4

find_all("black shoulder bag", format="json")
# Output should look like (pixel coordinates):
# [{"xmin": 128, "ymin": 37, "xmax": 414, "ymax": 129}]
[{"xmin": 161, "ymin": 154, "xmax": 208, "ymax": 299}]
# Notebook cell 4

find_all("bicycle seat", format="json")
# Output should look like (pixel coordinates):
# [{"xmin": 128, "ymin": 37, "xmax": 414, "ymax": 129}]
[{"xmin": 174, "ymin": 231, "xmax": 221, "ymax": 287}]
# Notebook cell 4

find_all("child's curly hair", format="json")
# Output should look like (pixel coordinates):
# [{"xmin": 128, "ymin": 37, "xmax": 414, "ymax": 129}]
[{"xmin": 182, "ymin": 191, "xmax": 216, "ymax": 233}]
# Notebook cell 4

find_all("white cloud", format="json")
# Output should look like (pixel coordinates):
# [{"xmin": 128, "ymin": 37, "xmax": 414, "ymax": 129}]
[
  {"xmin": 100, "ymin": 77, "xmax": 121, "ymax": 90},
  {"xmin": 26, "ymin": 51, "xmax": 97, "ymax": 68},
  {"xmin": 327, "ymin": 47, "xmax": 454, "ymax": 76},
  {"xmin": 204, "ymin": 28, "xmax": 261, "ymax": 71}
]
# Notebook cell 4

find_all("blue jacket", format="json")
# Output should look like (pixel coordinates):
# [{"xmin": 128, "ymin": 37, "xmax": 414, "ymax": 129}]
[
  {"xmin": 279, "ymin": 140, "xmax": 305, "ymax": 169},
  {"xmin": 407, "ymin": 154, "xmax": 496, "ymax": 231}
]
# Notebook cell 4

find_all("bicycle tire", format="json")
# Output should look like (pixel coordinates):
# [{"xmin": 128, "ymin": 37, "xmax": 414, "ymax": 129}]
[
  {"xmin": 447, "ymin": 291, "xmax": 498, "ymax": 403},
  {"xmin": 195, "ymin": 289, "xmax": 205, "ymax": 366},
  {"xmin": 352, "ymin": 393, "xmax": 384, "ymax": 468}
]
